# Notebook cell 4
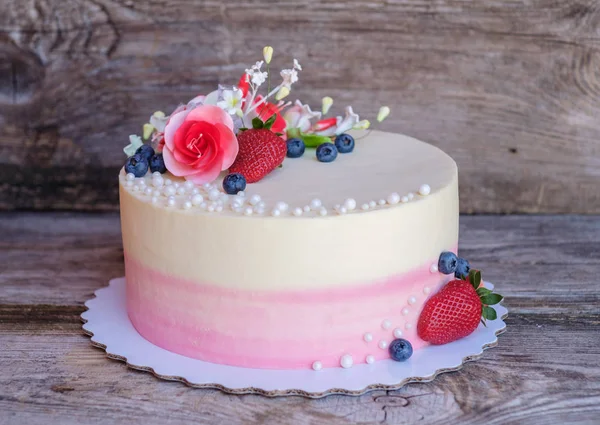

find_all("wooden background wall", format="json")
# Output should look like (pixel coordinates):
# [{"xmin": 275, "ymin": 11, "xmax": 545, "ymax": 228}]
[{"xmin": 1, "ymin": 0, "xmax": 599, "ymax": 213}]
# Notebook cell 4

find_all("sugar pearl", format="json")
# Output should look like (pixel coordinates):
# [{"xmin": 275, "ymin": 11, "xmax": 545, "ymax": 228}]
[
  {"xmin": 303, "ymin": 205, "xmax": 311, "ymax": 213},
  {"xmin": 275, "ymin": 201, "xmax": 288, "ymax": 212},
  {"xmin": 191, "ymin": 194, "xmax": 204, "ymax": 206},
  {"xmin": 202, "ymin": 183, "xmax": 212, "ymax": 190},
  {"xmin": 208, "ymin": 188, "xmax": 221, "ymax": 201},
  {"xmin": 237, "ymin": 191, "xmax": 246, "ymax": 198},
  {"xmin": 125, "ymin": 180, "xmax": 133, "ymax": 187},
  {"xmin": 378, "ymin": 340, "xmax": 388, "ymax": 349},
  {"xmin": 257, "ymin": 201, "xmax": 266, "ymax": 209},
  {"xmin": 200, "ymin": 202, "xmax": 207, "ymax": 209},
  {"xmin": 153, "ymin": 190, "xmax": 161, "ymax": 197},
  {"xmin": 361, "ymin": 203, "xmax": 369, "ymax": 211},
  {"xmin": 423, "ymin": 286, "xmax": 432, "ymax": 295},
  {"xmin": 419, "ymin": 184, "xmax": 431, "ymax": 196},
  {"xmin": 293, "ymin": 207, "xmax": 303, "ymax": 217},
  {"xmin": 207, "ymin": 204, "xmax": 215, "ymax": 212},
  {"xmin": 249, "ymin": 194, "xmax": 261, "ymax": 206},
  {"xmin": 138, "ymin": 179, "xmax": 146, "ymax": 187},
  {"xmin": 271, "ymin": 209, "xmax": 281, "ymax": 217},
  {"xmin": 151, "ymin": 196, "xmax": 158, "ymax": 204},
  {"xmin": 402, "ymin": 308, "xmax": 410, "ymax": 316},
  {"xmin": 164, "ymin": 179, "xmax": 172, "ymax": 186},
  {"xmin": 220, "ymin": 194, "xmax": 230, "ymax": 204},
  {"xmin": 338, "ymin": 206, "xmax": 347, "ymax": 215},
  {"xmin": 381, "ymin": 320, "xmax": 392, "ymax": 330},
  {"xmin": 366, "ymin": 355, "xmax": 375, "ymax": 365},
  {"xmin": 152, "ymin": 171, "xmax": 161, "ymax": 177},
  {"xmin": 310, "ymin": 199, "xmax": 322, "ymax": 209},
  {"xmin": 184, "ymin": 180, "xmax": 195, "ymax": 190},
  {"xmin": 344, "ymin": 198, "xmax": 357, "ymax": 211},
  {"xmin": 216, "ymin": 205, "xmax": 223, "ymax": 212},
  {"xmin": 132, "ymin": 185, "xmax": 140, "ymax": 192},
  {"xmin": 191, "ymin": 188, "xmax": 200, "ymax": 195},
  {"xmin": 369, "ymin": 201, "xmax": 377, "ymax": 208},
  {"xmin": 244, "ymin": 207, "xmax": 253, "ymax": 216},
  {"xmin": 177, "ymin": 187, "xmax": 186, "ymax": 195},
  {"xmin": 312, "ymin": 361, "xmax": 323, "ymax": 371},
  {"xmin": 408, "ymin": 296, "xmax": 417, "ymax": 305},
  {"xmin": 340, "ymin": 354, "xmax": 353, "ymax": 369},
  {"xmin": 430, "ymin": 264, "xmax": 439, "ymax": 273},
  {"xmin": 408, "ymin": 192, "xmax": 415, "ymax": 200},
  {"xmin": 174, "ymin": 182, "xmax": 180, "ymax": 189},
  {"xmin": 126, "ymin": 173, "xmax": 135, "ymax": 181},
  {"xmin": 167, "ymin": 196, "xmax": 176, "ymax": 207},
  {"xmin": 405, "ymin": 323, "xmax": 413, "ymax": 330},
  {"xmin": 393, "ymin": 328, "xmax": 403, "ymax": 338},
  {"xmin": 183, "ymin": 200, "xmax": 192, "ymax": 210},
  {"xmin": 164, "ymin": 185, "xmax": 176, "ymax": 196},
  {"xmin": 319, "ymin": 207, "xmax": 328, "ymax": 216},
  {"xmin": 152, "ymin": 177, "xmax": 164, "ymax": 188},
  {"xmin": 401, "ymin": 196, "xmax": 409, "ymax": 203},
  {"xmin": 378, "ymin": 199, "xmax": 386, "ymax": 206},
  {"xmin": 387, "ymin": 192, "xmax": 400, "ymax": 205},
  {"xmin": 363, "ymin": 332, "xmax": 373, "ymax": 342}
]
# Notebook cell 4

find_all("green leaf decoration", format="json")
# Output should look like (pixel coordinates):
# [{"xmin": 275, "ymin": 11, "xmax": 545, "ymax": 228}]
[
  {"xmin": 123, "ymin": 134, "xmax": 143, "ymax": 157},
  {"xmin": 252, "ymin": 117, "xmax": 264, "ymax": 129},
  {"xmin": 238, "ymin": 127, "xmax": 248, "ymax": 132},
  {"xmin": 263, "ymin": 114, "xmax": 277, "ymax": 130},
  {"xmin": 302, "ymin": 134, "xmax": 333, "ymax": 148},
  {"xmin": 482, "ymin": 306, "xmax": 497, "ymax": 321},
  {"xmin": 481, "ymin": 293, "xmax": 503, "ymax": 306},
  {"xmin": 476, "ymin": 287, "xmax": 492, "ymax": 297}
]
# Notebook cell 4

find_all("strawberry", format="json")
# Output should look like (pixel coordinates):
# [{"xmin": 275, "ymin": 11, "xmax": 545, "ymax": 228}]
[
  {"xmin": 228, "ymin": 115, "xmax": 287, "ymax": 183},
  {"xmin": 417, "ymin": 269, "xmax": 503, "ymax": 345}
]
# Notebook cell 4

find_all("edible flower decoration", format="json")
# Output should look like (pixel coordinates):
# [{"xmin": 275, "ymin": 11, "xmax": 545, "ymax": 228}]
[{"xmin": 122, "ymin": 46, "xmax": 391, "ymax": 185}]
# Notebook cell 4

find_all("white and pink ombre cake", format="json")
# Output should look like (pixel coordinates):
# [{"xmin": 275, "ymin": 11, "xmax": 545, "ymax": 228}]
[{"xmin": 119, "ymin": 129, "xmax": 459, "ymax": 370}]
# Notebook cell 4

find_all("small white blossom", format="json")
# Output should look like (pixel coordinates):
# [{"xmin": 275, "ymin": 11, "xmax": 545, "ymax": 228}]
[
  {"xmin": 253, "ymin": 60, "xmax": 264, "ymax": 70},
  {"xmin": 251, "ymin": 71, "xmax": 268, "ymax": 86},
  {"xmin": 217, "ymin": 88, "xmax": 244, "ymax": 116},
  {"xmin": 293, "ymin": 59, "xmax": 302, "ymax": 70},
  {"xmin": 280, "ymin": 69, "xmax": 298, "ymax": 88},
  {"xmin": 149, "ymin": 111, "xmax": 167, "ymax": 133}
]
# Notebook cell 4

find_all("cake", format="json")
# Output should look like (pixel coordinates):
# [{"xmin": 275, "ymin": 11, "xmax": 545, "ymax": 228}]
[{"xmin": 119, "ymin": 47, "xmax": 502, "ymax": 371}]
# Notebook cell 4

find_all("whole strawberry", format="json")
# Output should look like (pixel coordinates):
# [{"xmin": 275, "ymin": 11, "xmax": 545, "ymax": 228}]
[
  {"xmin": 417, "ymin": 270, "xmax": 503, "ymax": 345},
  {"xmin": 228, "ymin": 115, "xmax": 286, "ymax": 183}
]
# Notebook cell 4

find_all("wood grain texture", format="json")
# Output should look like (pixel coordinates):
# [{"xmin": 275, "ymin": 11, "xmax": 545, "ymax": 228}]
[
  {"xmin": 1, "ymin": 1, "xmax": 600, "ymax": 212},
  {"xmin": 1, "ymin": 213, "xmax": 600, "ymax": 424}
]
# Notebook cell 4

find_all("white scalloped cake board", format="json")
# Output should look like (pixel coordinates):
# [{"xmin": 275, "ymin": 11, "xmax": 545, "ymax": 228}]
[{"xmin": 81, "ymin": 278, "xmax": 507, "ymax": 398}]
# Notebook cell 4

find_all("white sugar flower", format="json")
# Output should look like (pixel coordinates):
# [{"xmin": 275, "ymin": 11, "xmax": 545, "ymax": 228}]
[
  {"xmin": 293, "ymin": 59, "xmax": 302, "ymax": 71},
  {"xmin": 335, "ymin": 106, "xmax": 360, "ymax": 135},
  {"xmin": 251, "ymin": 71, "xmax": 268, "ymax": 86},
  {"xmin": 217, "ymin": 88, "xmax": 244, "ymax": 116},
  {"xmin": 149, "ymin": 111, "xmax": 167, "ymax": 133},
  {"xmin": 284, "ymin": 100, "xmax": 322, "ymax": 132},
  {"xmin": 280, "ymin": 69, "xmax": 298, "ymax": 88},
  {"xmin": 253, "ymin": 60, "xmax": 264, "ymax": 70}
]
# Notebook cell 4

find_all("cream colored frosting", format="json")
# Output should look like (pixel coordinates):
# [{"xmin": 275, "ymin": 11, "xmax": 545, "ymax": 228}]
[{"xmin": 120, "ymin": 130, "xmax": 459, "ymax": 289}]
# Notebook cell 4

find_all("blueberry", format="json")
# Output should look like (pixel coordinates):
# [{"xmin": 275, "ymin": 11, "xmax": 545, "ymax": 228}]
[
  {"xmin": 438, "ymin": 251, "xmax": 458, "ymax": 275},
  {"xmin": 135, "ymin": 144, "xmax": 155, "ymax": 162},
  {"xmin": 316, "ymin": 143, "xmax": 338, "ymax": 163},
  {"xmin": 455, "ymin": 257, "xmax": 471, "ymax": 279},
  {"xmin": 286, "ymin": 138, "xmax": 305, "ymax": 158},
  {"xmin": 149, "ymin": 153, "xmax": 167, "ymax": 174},
  {"xmin": 222, "ymin": 173, "xmax": 247, "ymax": 195},
  {"xmin": 124, "ymin": 154, "xmax": 149, "ymax": 177},
  {"xmin": 334, "ymin": 133, "xmax": 355, "ymax": 154},
  {"xmin": 389, "ymin": 338, "xmax": 413, "ymax": 362}
]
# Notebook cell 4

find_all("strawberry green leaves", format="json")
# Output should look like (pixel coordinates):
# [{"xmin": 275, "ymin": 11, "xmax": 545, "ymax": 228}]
[
  {"xmin": 465, "ymin": 269, "xmax": 503, "ymax": 325},
  {"xmin": 252, "ymin": 114, "xmax": 278, "ymax": 131}
]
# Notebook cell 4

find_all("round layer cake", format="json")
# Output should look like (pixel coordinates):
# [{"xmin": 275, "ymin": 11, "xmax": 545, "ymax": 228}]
[{"xmin": 119, "ymin": 130, "xmax": 459, "ymax": 369}]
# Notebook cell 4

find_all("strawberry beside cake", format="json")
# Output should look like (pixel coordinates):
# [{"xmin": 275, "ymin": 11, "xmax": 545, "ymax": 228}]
[{"xmin": 119, "ymin": 47, "xmax": 502, "ymax": 371}]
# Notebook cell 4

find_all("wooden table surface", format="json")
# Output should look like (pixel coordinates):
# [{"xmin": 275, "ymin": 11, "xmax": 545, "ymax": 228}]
[{"xmin": 1, "ymin": 212, "xmax": 599, "ymax": 424}]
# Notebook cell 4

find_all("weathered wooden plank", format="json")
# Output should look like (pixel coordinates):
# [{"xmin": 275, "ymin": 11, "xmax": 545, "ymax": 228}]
[
  {"xmin": 1, "ymin": 1, "xmax": 600, "ymax": 212},
  {"xmin": 1, "ymin": 314, "xmax": 599, "ymax": 425},
  {"xmin": 2, "ymin": 213, "xmax": 599, "ymax": 312}
]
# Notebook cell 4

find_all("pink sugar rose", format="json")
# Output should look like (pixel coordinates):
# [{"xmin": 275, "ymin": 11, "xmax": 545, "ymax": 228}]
[{"xmin": 162, "ymin": 105, "xmax": 239, "ymax": 184}]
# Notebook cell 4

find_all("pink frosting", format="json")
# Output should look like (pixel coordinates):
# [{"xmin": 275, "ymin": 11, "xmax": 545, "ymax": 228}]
[{"xmin": 125, "ymin": 252, "xmax": 457, "ymax": 370}]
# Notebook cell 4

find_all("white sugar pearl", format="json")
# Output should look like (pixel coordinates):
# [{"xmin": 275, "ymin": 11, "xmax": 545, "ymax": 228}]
[
  {"xmin": 184, "ymin": 181, "xmax": 195, "ymax": 190},
  {"xmin": 153, "ymin": 190, "xmax": 161, "ymax": 197},
  {"xmin": 220, "ymin": 194, "xmax": 229, "ymax": 204},
  {"xmin": 378, "ymin": 199, "xmax": 386, "ymax": 206},
  {"xmin": 303, "ymin": 205, "xmax": 311, "ymax": 213},
  {"xmin": 132, "ymin": 185, "xmax": 140, "ymax": 192},
  {"xmin": 183, "ymin": 200, "xmax": 192, "ymax": 210},
  {"xmin": 216, "ymin": 205, "xmax": 223, "ymax": 212},
  {"xmin": 310, "ymin": 199, "xmax": 322, "ymax": 209},
  {"xmin": 293, "ymin": 207, "xmax": 303, "ymax": 216},
  {"xmin": 167, "ymin": 196, "xmax": 176, "ymax": 207},
  {"xmin": 339, "ymin": 206, "xmax": 347, "ymax": 214},
  {"xmin": 164, "ymin": 179, "xmax": 172, "ymax": 186},
  {"xmin": 393, "ymin": 328, "xmax": 403, "ymax": 338},
  {"xmin": 378, "ymin": 340, "xmax": 388, "ymax": 349},
  {"xmin": 381, "ymin": 320, "xmax": 392, "ymax": 330},
  {"xmin": 191, "ymin": 188, "xmax": 200, "ymax": 195},
  {"xmin": 203, "ymin": 183, "xmax": 212, "ymax": 190},
  {"xmin": 408, "ymin": 192, "xmax": 415, "ymax": 200},
  {"xmin": 275, "ymin": 201, "xmax": 288, "ymax": 212},
  {"xmin": 423, "ymin": 286, "xmax": 431, "ymax": 295},
  {"xmin": 369, "ymin": 201, "xmax": 377, "ymax": 208},
  {"xmin": 191, "ymin": 194, "xmax": 204, "ymax": 206},
  {"xmin": 138, "ymin": 179, "xmax": 146, "ymax": 187},
  {"xmin": 387, "ymin": 192, "xmax": 400, "ymax": 204},
  {"xmin": 207, "ymin": 204, "xmax": 215, "ymax": 212},
  {"xmin": 253, "ymin": 206, "xmax": 265, "ymax": 214},
  {"xmin": 125, "ymin": 180, "xmax": 133, "ymax": 187},
  {"xmin": 408, "ymin": 296, "xmax": 417, "ymax": 305},
  {"xmin": 174, "ymin": 182, "xmax": 180, "ymax": 189},
  {"xmin": 152, "ymin": 171, "xmax": 161, "ymax": 177},
  {"xmin": 271, "ymin": 209, "xmax": 281, "ymax": 217},
  {"xmin": 344, "ymin": 198, "xmax": 356, "ymax": 211},
  {"xmin": 366, "ymin": 355, "xmax": 375, "ymax": 365},
  {"xmin": 364, "ymin": 332, "xmax": 373, "ymax": 342},
  {"xmin": 152, "ymin": 178, "xmax": 164, "ymax": 188},
  {"xmin": 319, "ymin": 207, "xmax": 328, "ymax": 216},
  {"xmin": 405, "ymin": 323, "xmax": 413, "ymax": 330},
  {"xmin": 401, "ymin": 196, "xmax": 409, "ymax": 203},
  {"xmin": 312, "ymin": 361, "xmax": 323, "ymax": 371},
  {"xmin": 402, "ymin": 308, "xmax": 410, "ymax": 316},
  {"xmin": 177, "ymin": 187, "xmax": 186, "ymax": 195},
  {"xmin": 200, "ymin": 202, "xmax": 208, "ymax": 209},
  {"xmin": 237, "ymin": 191, "xmax": 246, "ymax": 197},
  {"xmin": 249, "ymin": 194, "xmax": 261, "ymax": 206},
  {"xmin": 126, "ymin": 173, "xmax": 135, "ymax": 181},
  {"xmin": 430, "ymin": 264, "xmax": 439, "ymax": 273},
  {"xmin": 151, "ymin": 196, "xmax": 158, "ymax": 204},
  {"xmin": 419, "ymin": 184, "xmax": 431, "ymax": 196},
  {"xmin": 208, "ymin": 188, "xmax": 221, "ymax": 201},
  {"xmin": 244, "ymin": 207, "xmax": 253, "ymax": 216},
  {"xmin": 361, "ymin": 203, "xmax": 369, "ymax": 211},
  {"xmin": 340, "ymin": 354, "xmax": 353, "ymax": 369},
  {"xmin": 257, "ymin": 201, "xmax": 266, "ymax": 209},
  {"xmin": 164, "ymin": 185, "xmax": 176, "ymax": 196},
  {"xmin": 234, "ymin": 207, "xmax": 243, "ymax": 213},
  {"xmin": 144, "ymin": 187, "xmax": 153, "ymax": 195}
]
